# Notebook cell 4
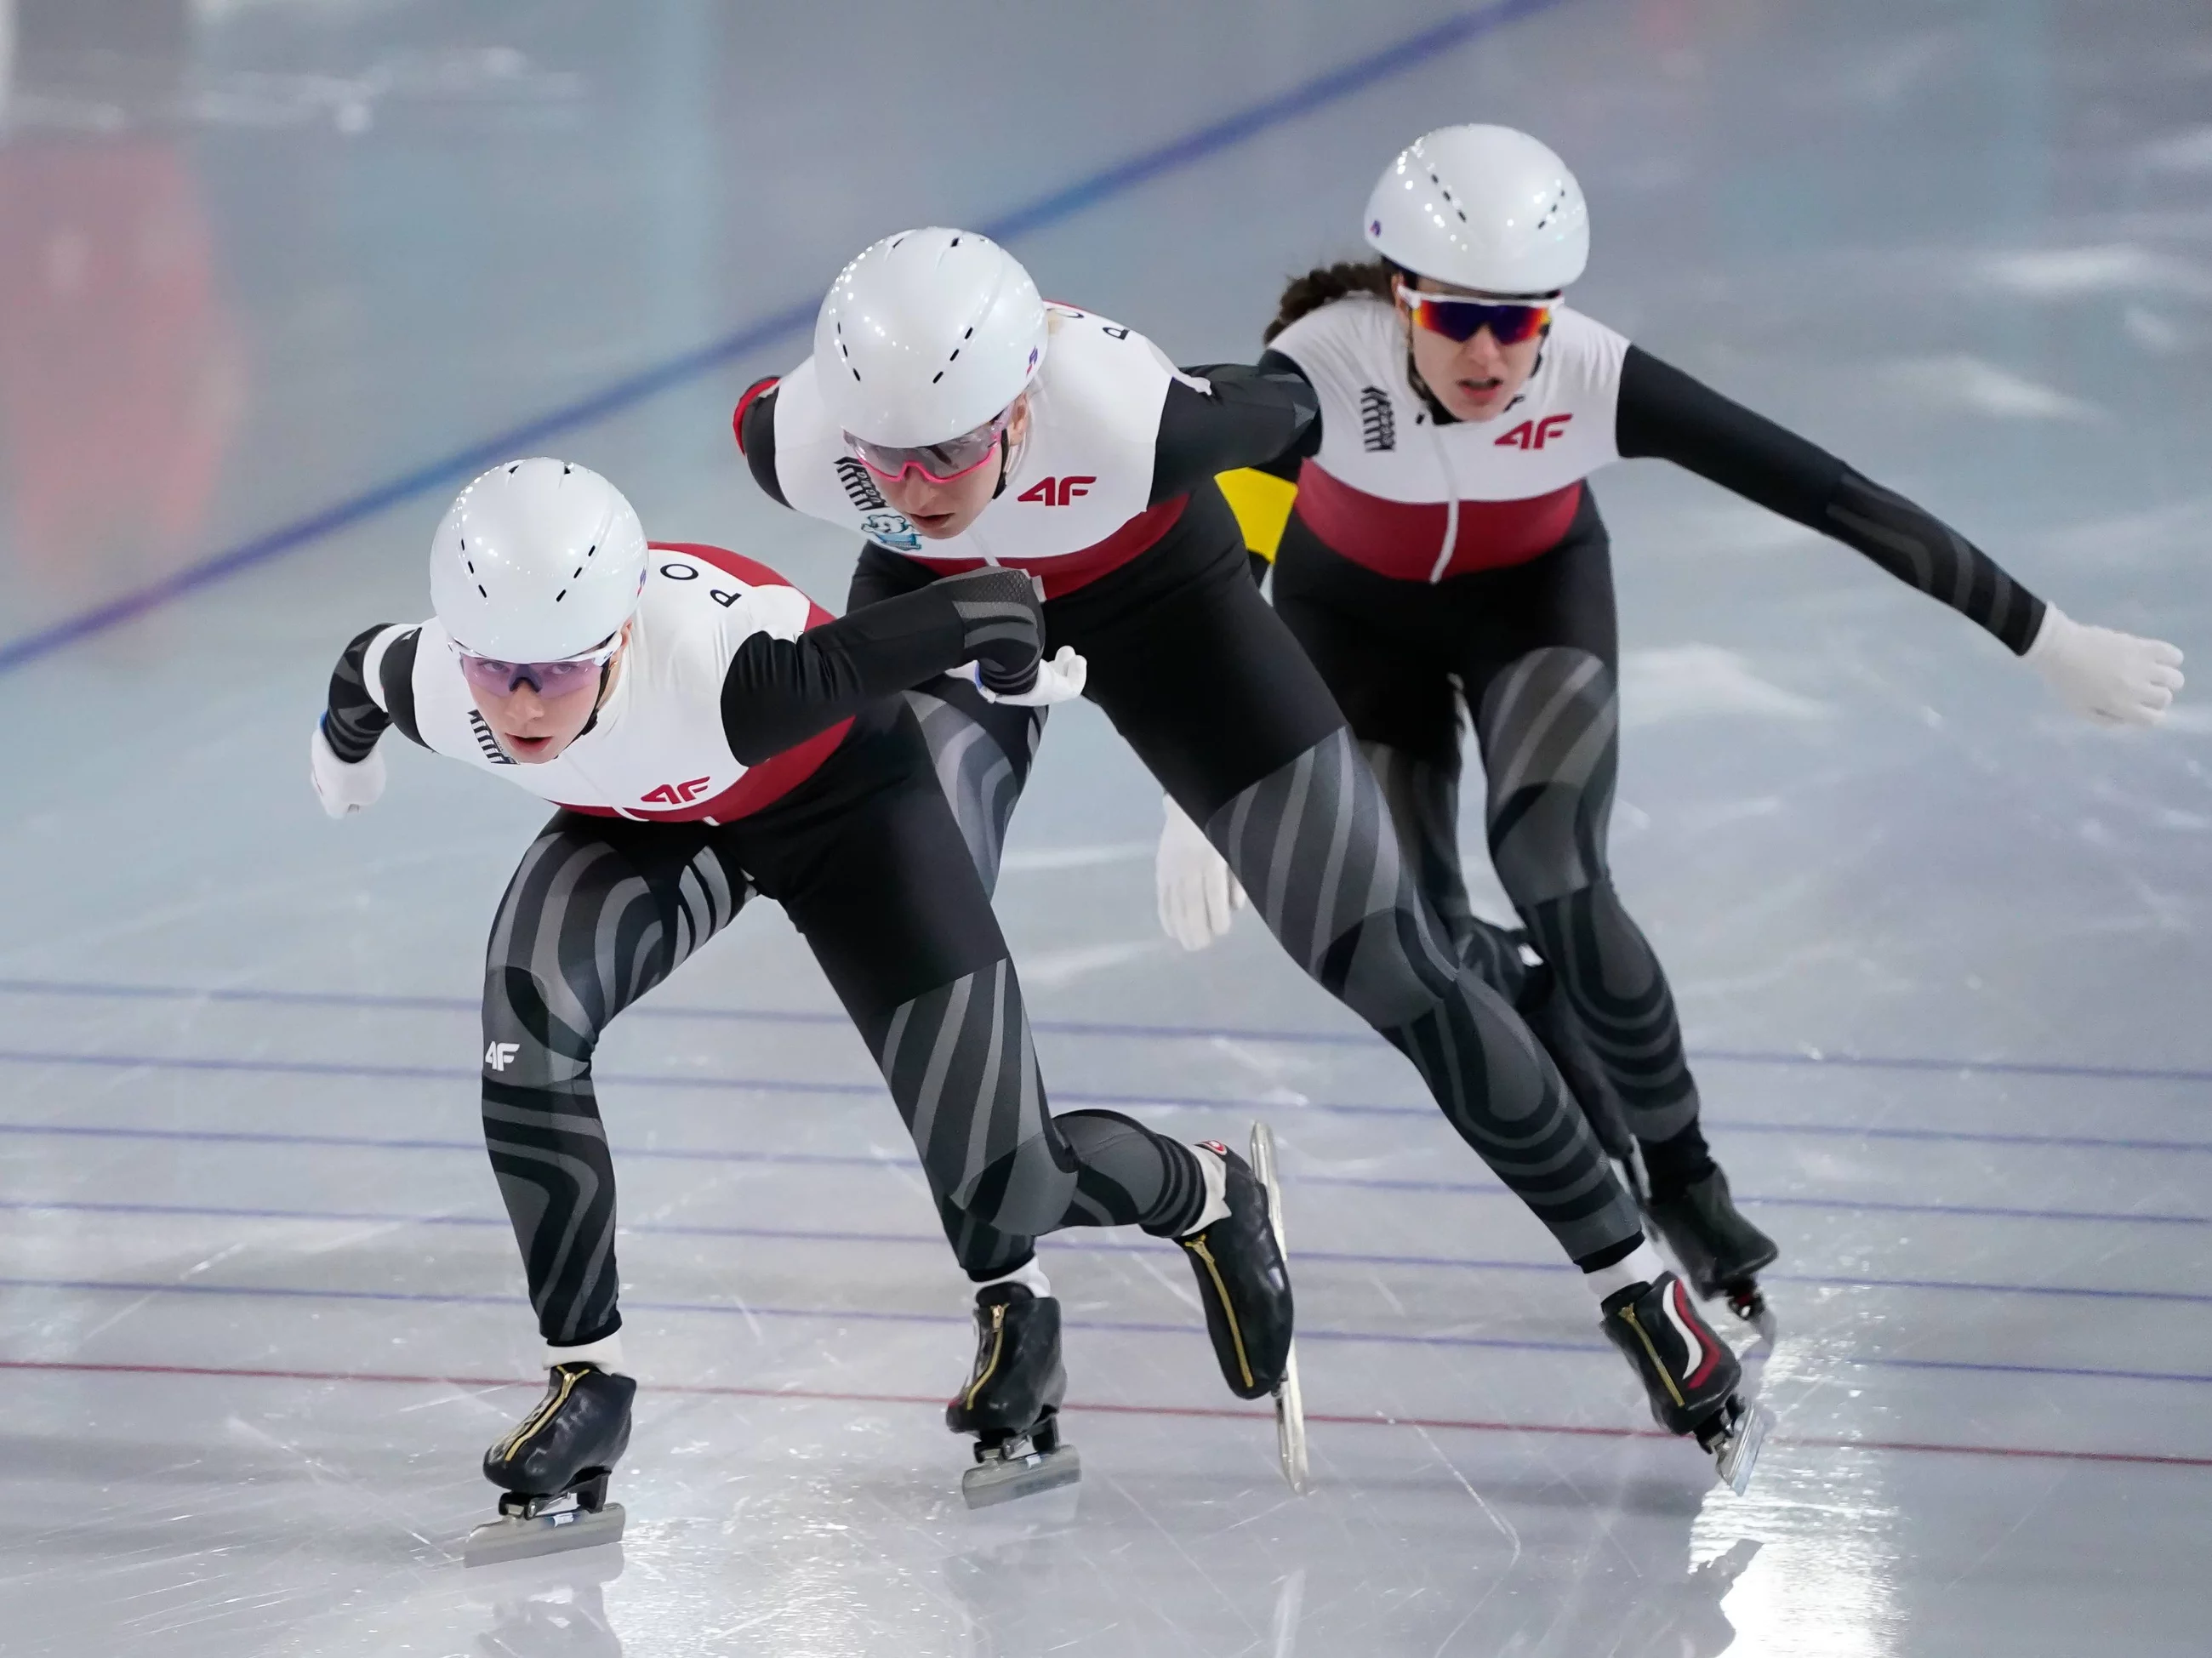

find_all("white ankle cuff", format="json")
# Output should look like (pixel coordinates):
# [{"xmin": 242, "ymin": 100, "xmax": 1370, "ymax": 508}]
[
  {"xmin": 972, "ymin": 1257, "xmax": 1052, "ymax": 1302},
  {"xmin": 544, "ymin": 1331, "xmax": 626, "ymax": 1373},
  {"xmin": 1582, "ymin": 1243, "xmax": 1668, "ymax": 1303},
  {"xmin": 1180, "ymin": 1142, "xmax": 1231, "ymax": 1237}
]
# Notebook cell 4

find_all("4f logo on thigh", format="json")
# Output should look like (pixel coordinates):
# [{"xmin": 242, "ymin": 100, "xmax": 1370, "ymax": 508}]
[{"xmin": 485, "ymin": 1042, "xmax": 521, "ymax": 1071}]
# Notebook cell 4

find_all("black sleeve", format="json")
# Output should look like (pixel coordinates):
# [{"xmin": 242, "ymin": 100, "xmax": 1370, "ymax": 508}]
[
  {"xmin": 322, "ymin": 625, "xmax": 423, "ymax": 761},
  {"xmin": 1616, "ymin": 345, "xmax": 2045, "ymax": 654},
  {"xmin": 734, "ymin": 377, "xmax": 788, "ymax": 508},
  {"xmin": 1149, "ymin": 358, "xmax": 1320, "ymax": 504},
  {"xmin": 1251, "ymin": 349, "xmax": 1321, "ymax": 482},
  {"xmin": 720, "ymin": 567, "xmax": 1045, "ymax": 764}
]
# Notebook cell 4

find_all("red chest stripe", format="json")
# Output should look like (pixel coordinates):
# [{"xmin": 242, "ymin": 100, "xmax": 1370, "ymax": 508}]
[
  {"xmin": 559, "ymin": 541, "xmax": 850, "ymax": 825},
  {"xmin": 894, "ymin": 495, "xmax": 1185, "ymax": 599},
  {"xmin": 1293, "ymin": 463, "xmax": 1582, "ymax": 581}
]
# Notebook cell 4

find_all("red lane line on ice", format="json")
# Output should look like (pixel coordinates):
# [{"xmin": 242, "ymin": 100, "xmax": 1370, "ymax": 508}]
[{"xmin": 5, "ymin": 1358, "xmax": 2208, "ymax": 1472}]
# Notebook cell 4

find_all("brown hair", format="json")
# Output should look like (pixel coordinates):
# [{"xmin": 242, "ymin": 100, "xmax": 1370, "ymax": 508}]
[{"xmin": 1263, "ymin": 257, "xmax": 1397, "ymax": 343}]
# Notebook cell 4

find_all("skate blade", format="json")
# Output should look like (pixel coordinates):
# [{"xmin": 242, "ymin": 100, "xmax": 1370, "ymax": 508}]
[
  {"xmin": 1713, "ymin": 1403, "xmax": 1773, "ymax": 1496},
  {"xmin": 961, "ymin": 1444, "xmax": 1080, "ymax": 1510},
  {"xmin": 1274, "ymin": 1344, "xmax": 1309, "ymax": 1496},
  {"xmin": 463, "ymin": 1501, "xmax": 626, "ymax": 1567},
  {"xmin": 1249, "ymin": 1120, "xmax": 1310, "ymax": 1496}
]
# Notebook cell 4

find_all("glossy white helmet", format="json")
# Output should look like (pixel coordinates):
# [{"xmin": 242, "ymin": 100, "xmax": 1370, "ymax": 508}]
[
  {"xmin": 813, "ymin": 227, "xmax": 1049, "ymax": 446},
  {"xmin": 1364, "ymin": 124, "xmax": 1588, "ymax": 296},
  {"xmin": 429, "ymin": 459, "xmax": 648, "ymax": 660}
]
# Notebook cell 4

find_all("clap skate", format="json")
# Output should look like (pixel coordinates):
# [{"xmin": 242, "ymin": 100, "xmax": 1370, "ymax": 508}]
[
  {"xmin": 1177, "ymin": 1131, "xmax": 1303, "ymax": 1491},
  {"xmin": 465, "ymin": 1361, "xmax": 635, "ymax": 1565},
  {"xmin": 1643, "ymin": 1165, "xmax": 1778, "ymax": 1333},
  {"xmin": 1601, "ymin": 1271, "xmax": 1771, "ymax": 1495},
  {"xmin": 949, "ymin": 1282, "xmax": 1081, "ymax": 1508}
]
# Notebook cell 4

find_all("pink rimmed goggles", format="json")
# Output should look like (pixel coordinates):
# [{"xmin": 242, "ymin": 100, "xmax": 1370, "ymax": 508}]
[
  {"xmin": 1394, "ymin": 282, "xmax": 1556, "ymax": 345},
  {"xmin": 454, "ymin": 633, "xmax": 621, "ymax": 698},
  {"xmin": 846, "ymin": 407, "xmax": 1012, "ymax": 485}
]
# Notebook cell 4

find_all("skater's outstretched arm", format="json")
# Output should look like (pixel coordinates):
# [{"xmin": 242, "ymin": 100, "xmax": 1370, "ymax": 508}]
[
  {"xmin": 1615, "ymin": 349, "xmax": 2182, "ymax": 723},
  {"xmin": 310, "ymin": 623, "xmax": 423, "ymax": 818},
  {"xmin": 718, "ymin": 567, "xmax": 1055, "ymax": 763}
]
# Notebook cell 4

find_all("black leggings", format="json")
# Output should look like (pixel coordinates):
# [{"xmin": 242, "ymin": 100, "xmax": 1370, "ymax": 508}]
[
  {"xmin": 1272, "ymin": 492, "xmax": 1702, "ymax": 1148},
  {"xmin": 852, "ymin": 485, "xmax": 1643, "ymax": 1270},
  {"xmin": 479, "ymin": 709, "xmax": 1205, "ymax": 1347}
]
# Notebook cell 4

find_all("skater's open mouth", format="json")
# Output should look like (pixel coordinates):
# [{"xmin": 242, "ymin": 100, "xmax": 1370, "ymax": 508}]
[
  {"xmin": 501, "ymin": 732, "xmax": 559, "ymax": 760},
  {"xmin": 909, "ymin": 510, "xmax": 958, "ymax": 532}
]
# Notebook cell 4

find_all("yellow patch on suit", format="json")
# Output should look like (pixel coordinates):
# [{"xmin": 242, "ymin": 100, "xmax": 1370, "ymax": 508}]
[{"xmin": 1216, "ymin": 468, "xmax": 1298, "ymax": 565}]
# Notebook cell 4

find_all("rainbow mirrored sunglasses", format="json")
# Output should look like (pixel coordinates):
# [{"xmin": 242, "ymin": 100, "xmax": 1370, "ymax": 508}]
[
  {"xmin": 1394, "ymin": 282, "xmax": 1556, "ymax": 346},
  {"xmin": 845, "ymin": 406, "xmax": 1014, "ymax": 485},
  {"xmin": 453, "ymin": 632, "xmax": 622, "ymax": 698}
]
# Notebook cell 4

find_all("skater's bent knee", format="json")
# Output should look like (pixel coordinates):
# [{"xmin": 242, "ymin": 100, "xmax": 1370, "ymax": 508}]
[{"xmin": 953, "ymin": 1132, "xmax": 1080, "ymax": 1239}]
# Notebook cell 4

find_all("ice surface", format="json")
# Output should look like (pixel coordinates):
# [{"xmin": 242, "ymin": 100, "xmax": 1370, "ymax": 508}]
[{"xmin": 4, "ymin": 0, "xmax": 2211, "ymax": 1652}]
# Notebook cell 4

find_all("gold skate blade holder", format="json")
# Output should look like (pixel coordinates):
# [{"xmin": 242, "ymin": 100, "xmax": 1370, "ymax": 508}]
[{"xmin": 1248, "ymin": 1120, "xmax": 1308, "ymax": 1496}]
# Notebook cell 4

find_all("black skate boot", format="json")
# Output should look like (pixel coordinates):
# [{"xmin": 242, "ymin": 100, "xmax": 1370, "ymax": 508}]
[
  {"xmin": 948, "ymin": 1282, "xmax": 1080, "ymax": 1508},
  {"xmin": 1644, "ymin": 1165, "xmax": 1778, "ymax": 1329},
  {"xmin": 1510, "ymin": 948, "xmax": 1645, "ymax": 1199},
  {"xmin": 1177, "ymin": 1142, "xmax": 1294, "ymax": 1402},
  {"xmin": 1601, "ymin": 1271, "xmax": 1770, "ymax": 1494},
  {"xmin": 465, "ymin": 1361, "xmax": 635, "ymax": 1564}
]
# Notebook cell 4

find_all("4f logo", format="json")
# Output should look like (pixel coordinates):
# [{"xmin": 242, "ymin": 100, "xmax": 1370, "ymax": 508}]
[
  {"xmin": 1018, "ymin": 476, "xmax": 1096, "ymax": 506},
  {"xmin": 485, "ymin": 1042, "xmax": 520, "ymax": 1071},
  {"xmin": 641, "ymin": 776, "xmax": 712, "ymax": 806},
  {"xmin": 1495, "ymin": 413, "xmax": 1572, "ymax": 450}
]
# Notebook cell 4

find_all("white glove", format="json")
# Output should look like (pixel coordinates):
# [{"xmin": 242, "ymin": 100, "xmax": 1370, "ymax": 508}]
[
  {"xmin": 311, "ymin": 723, "xmax": 385, "ymax": 818},
  {"xmin": 978, "ymin": 646, "xmax": 1088, "ymax": 708},
  {"xmin": 1156, "ymin": 795, "xmax": 1244, "ymax": 951},
  {"xmin": 2023, "ymin": 605, "xmax": 2184, "ymax": 728}
]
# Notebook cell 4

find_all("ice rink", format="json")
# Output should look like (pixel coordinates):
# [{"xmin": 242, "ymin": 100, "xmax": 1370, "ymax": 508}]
[{"xmin": 4, "ymin": 0, "xmax": 2211, "ymax": 1652}]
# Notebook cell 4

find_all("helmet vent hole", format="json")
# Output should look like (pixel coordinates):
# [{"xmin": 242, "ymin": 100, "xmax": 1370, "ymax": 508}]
[
  {"xmin": 476, "ymin": 584, "xmax": 487, "ymax": 598},
  {"xmin": 562, "ymin": 464, "xmax": 571, "ymax": 475},
  {"xmin": 963, "ymin": 327, "xmax": 974, "ymax": 339},
  {"xmin": 586, "ymin": 544, "xmax": 595, "ymax": 557},
  {"xmin": 931, "ymin": 370, "xmax": 945, "ymax": 383},
  {"xmin": 508, "ymin": 464, "xmax": 519, "ymax": 474},
  {"xmin": 949, "ymin": 235, "xmax": 961, "ymax": 246},
  {"xmin": 554, "ymin": 591, "xmax": 567, "ymax": 603},
  {"xmin": 572, "ymin": 567, "xmax": 584, "ymax": 578},
  {"xmin": 948, "ymin": 347, "xmax": 961, "ymax": 362}
]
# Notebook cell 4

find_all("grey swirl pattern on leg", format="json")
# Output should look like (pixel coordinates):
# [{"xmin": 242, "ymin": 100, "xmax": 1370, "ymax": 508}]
[
  {"xmin": 1478, "ymin": 647, "xmax": 1700, "ymax": 1142},
  {"xmin": 482, "ymin": 824, "xmax": 747, "ymax": 1344},
  {"xmin": 1205, "ymin": 729, "xmax": 1639, "ymax": 1260},
  {"xmin": 904, "ymin": 680, "xmax": 1045, "ymax": 895}
]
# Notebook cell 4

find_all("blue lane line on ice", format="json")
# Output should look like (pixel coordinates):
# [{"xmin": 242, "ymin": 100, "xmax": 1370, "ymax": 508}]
[
  {"xmin": 6, "ymin": 1120, "xmax": 2207, "ymax": 1229},
  {"xmin": 6, "ymin": 1273, "xmax": 2208, "ymax": 1389},
  {"xmin": 6, "ymin": 975, "xmax": 2208, "ymax": 1091},
  {"xmin": 8, "ymin": 1196, "xmax": 2207, "ymax": 1308},
  {"xmin": 0, "ymin": 0, "xmax": 1581, "ymax": 677},
  {"xmin": 3, "ymin": 1047, "xmax": 2206, "ymax": 1154}
]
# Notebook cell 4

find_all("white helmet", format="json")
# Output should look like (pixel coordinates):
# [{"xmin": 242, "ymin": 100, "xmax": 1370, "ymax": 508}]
[
  {"xmin": 813, "ymin": 227, "xmax": 1048, "ymax": 446},
  {"xmin": 1364, "ymin": 125, "xmax": 1588, "ymax": 295},
  {"xmin": 429, "ymin": 459, "xmax": 648, "ymax": 660}
]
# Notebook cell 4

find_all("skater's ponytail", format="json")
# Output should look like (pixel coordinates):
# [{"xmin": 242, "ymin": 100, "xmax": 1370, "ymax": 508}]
[{"xmin": 1264, "ymin": 257, "xmax": 1397, "ymax": 342}]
